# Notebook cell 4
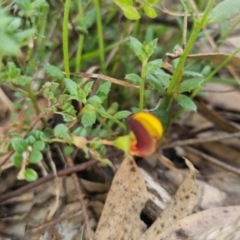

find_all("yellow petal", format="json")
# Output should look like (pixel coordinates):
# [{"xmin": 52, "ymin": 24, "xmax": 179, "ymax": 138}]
[
  {"xmin": 130, "ymin": 112, "xmax": 163, "ymax": 140},
  {"xmin": 128, "ymin": 111, "xmax": 163, "ymax": 156}
]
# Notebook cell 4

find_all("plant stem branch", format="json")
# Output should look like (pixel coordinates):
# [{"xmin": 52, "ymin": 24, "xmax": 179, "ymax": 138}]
[
  {"xmin": 95, "ymin": 108, "xmax": 127, "ymax": 132},
  {"xmin": 0, "ymin": 160, "xmax": 97, "ymax": 203},
  {"xmin": 63, "ymin": 0, "xmax": 71, "ymax": 78},
  {"xmin": 171, "ymin": 46, "xmax": 240, "ymax": 123},
  {"xmin": 75, "ymin": 0, "xmax": 85, "ymax": 72},
  {"xmin": 93, "ymin": 0, "xmax": 105, "ymax": 73},
  {"xmin": 160, "ymin": 0, "xmax": 215, "ymax": 118},
  {"xmin": 25, "ymin": 84, "xmax": 47, "ymax": 126},
  {"xmin": 139, "ymin": 60, "xmax": 147, "ymax": 110}
]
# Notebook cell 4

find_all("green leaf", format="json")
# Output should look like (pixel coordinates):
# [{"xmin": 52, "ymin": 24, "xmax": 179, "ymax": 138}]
[
  {"xmin": 121, "ymin": 6, "xmax": 140, "ymax": 20},
  {"xmin": 0, "ymin": 34, "xmax": 20, "ymax": 56},
  {"xmin": 86, "ymin": 95, "xmax": 102, "ymax": 105},
  {"xmin": 7, "ymin": 62, "xmax": 21, "ymax": 78},
  {"xmin": 207, "ymin": 0, "xmax": 240, "ymax": 24},
  {"xmin": 64, "ymin": 78, "xmax": 78, "ymax": 97},
  {"xmin": 29, "ymin": 150, "xmax": 43, "ymax": 164},
  {"xmin": 129, "ymin": 37, "xmax": 147, "ymax": 62},
  {"xmin": 107, "ymin": 102, "xmax": 119, "ymax": 115},
  {"xmin": 83, "ymin": 81, "xmax": 94, "ymax": 96},
  {"xmin": 147, "ymin": 74, "xmax": 164, "ymax": 92},
  {"xmin": 114, "ymin": 0, "xmax": 133, "ymax": 6},
  {"xmin": 37, "ymin": 131, "xmax": 51, "ymax": 142},
  {"xmin": 143, "ymin": 4, "xmax": 157, "ymax": 18},
  {"xmin": 84, "ymin": 9, "xmax": 96, "ymax": 29},
  {"xmin": 32, "ymin": 141, "xmax": 45, "ymax": 151},
  {"xmin": 114, "ymin": 0, "xmax": 140, "ymax": 20},
  {"xmin": 99, "ymin": 145, "xmax": 107, "ymax": 155},
  {"xmin": 45, "ymin": 65, "xmax": 64, "ymax": 80},
  {"xmin": 18, "ymin": 75, "xmax": 32, "ymax": 85},
  {"xmin": 96, "ymin": 82, "xmax": 111, "ymax": 102},
  {"xmin": 180, "ymin": 0, "xmax": 194, "ymax": 18},
  {"xmin": 114, "ymin": 110, "xmax": 132, "ymax": 119},
  {"xmin": 145, "ymin": 0, "xmax": 159, "ymax": 4},
  {"xmin": 114, "ymin": 135, "xmax": 131, "ymax": 154},
  {"xmin": 143, "ymin": 38, "xmax": 158, "ymax": 59},
  {"xmin": 90, "ymin": 137, "xmax": 102, "ymax": 149},
  {"xmin": 146, "ymin": 59, "xmax": 163, "ymax": 75},
  {"xmin": 153, "ymin": 68, "xmax": 171, "ymax": 88},
  {"xmin": 11, "ymin": 153, "xmax": 23, "ymax": 167},
  {"xmin": 62, "ymin": 113, "xmax": 75, "ymax": 122},
  {"xmin": 82, "ymin": 111, "xmax": 96, "ymax": 128},
  {"xmin": 62, "ymin": 102, "xmax": 75, "ymax": 113},
  {"xmin": 77, "ymin": 88, "xmax": 87, "ymax": 102},
  {"xmin": 153, "ymin": 107, "xmax": 170, "ymax": 127},
  {"xmin": 53, "ymin": 124, "xmax": 71, "ymax": 142},
  {"xmin": 11, "ymin": 137, "xmax": 28, "ymax": 153},
  {"xmin": 14, "ymin": 28, "xmax": 35, "ymax": 43},
  {"xmin": 74, "ymin": 127, "xmax": 88, "ymax": 137},
  {"xmin": 24, "ymin": 168, "xmax": 38, "ymax": 182},
  {"xmin": 63, "ymin": 145, "xmax": 75, "ymax": 155},
  {"xmin": 7, "ymin": 18, "xmax": 21, "ymax": 32},
  {"xmin": 101, "ymin": 158, "xmax": 113, "ymax": 166},
  {"xmin": 125, "ymin": 73, "xmax": 142, "ymax": 84},
  {"xmin": 26, "ymin": 135, "xmax": 36, "ymax": 145},
  {"xmin": 183, "ymin": 71, "xmax": 203, "ymax": 78},
  {"xmin": 180, "ymin": 78, "xmax": 205, "ymax": 93},
  {"xmin": 177, "ymin": 94, "xmax": 197, "ymax": 111}
]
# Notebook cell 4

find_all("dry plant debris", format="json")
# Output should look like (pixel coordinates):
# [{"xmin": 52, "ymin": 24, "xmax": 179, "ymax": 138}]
[
  {"xmin": 140, "ymin": 159, "xmax": 198, "ymax": 240},
  {"xmin": 188, "ymin": 53, "xmax": 240, "ymax": 68},
  {"xmin": 95, "ymin": 155, "xmax": 148, "ymax": 240},
  {"xmin": 155, "ymin": 206, "xmax": 240, "ymax": 240}
]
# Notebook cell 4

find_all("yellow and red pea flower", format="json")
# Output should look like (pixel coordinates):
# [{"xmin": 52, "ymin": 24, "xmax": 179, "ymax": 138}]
[{"xmin": 114, "ymin": 111, "xmax": 163, "ymax": 157}]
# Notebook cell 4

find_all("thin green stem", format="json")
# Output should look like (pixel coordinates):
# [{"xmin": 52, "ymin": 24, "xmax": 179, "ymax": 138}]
[
  {"xmin": 81, "ymin": 38, "xmax": 128, "ymax": 61},
  {"xmin": 93, "ymin": 0, "xmax": 105, "ymax": 73},
  {"xmin": 25, "ymin": 84, "xmax": 47, "ymax": 126},
  {"xmin": 75, "ymin": 0, "xmax": 85, "ymax": 72},
  {"xmin": 63, "ymin": 0, "xmax": 71, "ymax": 78},
  {"xmin": 192, "ymin": 46, "xmax": 240, "ymax": 98},
  {"xmin": 160, "ymin": 0, "xmax": 215, "ymax": 110},
  {"xmin": 139, "ymin": 60, "xmax": 147, "ymax": 110},
  {"xmin": 172, "ymin": 46, "xmax": 240, "ymax": 123}
]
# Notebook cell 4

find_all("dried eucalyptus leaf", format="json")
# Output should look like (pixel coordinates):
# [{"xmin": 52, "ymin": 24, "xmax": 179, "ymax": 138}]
[
  {"xmin": 95, "ymin": 155, "xmax": 148, "ymax": 240},
  {"xmin": 156, "ymin": 206, "xmax": 240, "ymax": 240},
  {"xmin": 140, "ymin": 159, "xmax": 198, "ymax": 240}
]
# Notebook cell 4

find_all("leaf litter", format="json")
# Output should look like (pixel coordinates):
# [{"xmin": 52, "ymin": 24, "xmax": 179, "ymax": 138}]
[
  {"xmin": 140, "ymin": 159, "xmax": 198, "ymax": 240},
  {"xmin": 95, "ymin": 155, "xmax": 148, "ymax": 240}
]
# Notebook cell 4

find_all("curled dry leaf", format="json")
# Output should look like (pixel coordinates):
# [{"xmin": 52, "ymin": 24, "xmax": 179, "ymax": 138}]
[
  {"xmin": 155, "ymin": 206, "xmax": 240, "ymax": 240},
  {"xmin": 140, "ymin": 159, "xmax": 198, "ymax": 240},
  {"xmin": 95, "ymin": 155, "xmax": 148, "ymax": 240}
]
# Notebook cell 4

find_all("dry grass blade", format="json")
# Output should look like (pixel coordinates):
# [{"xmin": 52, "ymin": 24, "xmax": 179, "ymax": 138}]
[
  {"xmin": 196, "ymin": 100, "xmax": 240, "ymax": 132},
  {"xmin": 95, "ymin": 155, "xmax": 148, "ymax": 240},
  {"xmin": 71, "ymin": 72, "xmax": 140, "ymax": 89},
  {"xmin": 140, "ymin": 159, "xmax": 198, "ymax": 240},
  {"xmin": 188, "ymin": 53, "xmax": 240, "ymax": 68}
]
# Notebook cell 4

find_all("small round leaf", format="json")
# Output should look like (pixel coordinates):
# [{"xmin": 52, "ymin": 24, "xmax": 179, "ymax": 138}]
[
  {"xmin": 32, "ymin": 141, "xmax": 45, "ymax": 151},
  {"xmin": 29, "ymin": 150, "xmax": 43, "ymax": 164},
  {"xmin": 11, "ymin": 137, "xmax": 28, "ymax": 153},
  {"xmin": 11, "ymin": 153, "xmax": 23, "ymax": 167},
  {"xmin": 24, "ymin": 168, "xmax": 38, "ymax": 182}
]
